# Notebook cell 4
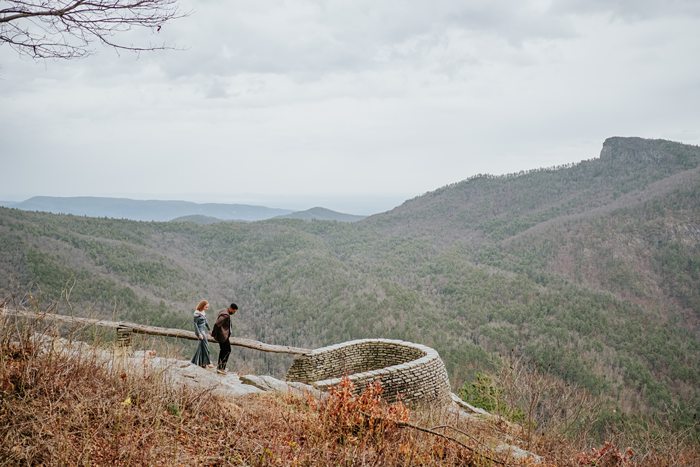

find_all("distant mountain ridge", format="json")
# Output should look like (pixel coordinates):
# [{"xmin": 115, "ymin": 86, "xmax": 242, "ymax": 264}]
[
  {"xmin": 11, "ymin": 196, "xmax": 293, "ymax": 222},
  {"xmin": 169, "ymin": 214, "xmax": 224, "ymax": 225},
  {"xmin": 369, "ymin": 136, "xmax": 700, "ymax": 243},
  {"xmin": 274, "ymin": 207, "xmax": 365, "ymax": 222},
  {"xmin": 10, "ymin": 197, "xmax": 367, "ymax": 223}
]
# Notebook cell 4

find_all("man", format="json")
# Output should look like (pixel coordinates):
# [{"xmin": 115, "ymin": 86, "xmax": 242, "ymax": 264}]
[{"xmin": 211, "ymin": 303, "xmax": 238, "ymax": 375}]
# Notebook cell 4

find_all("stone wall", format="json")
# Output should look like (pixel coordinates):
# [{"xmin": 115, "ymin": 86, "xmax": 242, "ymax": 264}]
[{"xmin": 286, "ymin": 338, "xmax": 452, "ymax": 406}]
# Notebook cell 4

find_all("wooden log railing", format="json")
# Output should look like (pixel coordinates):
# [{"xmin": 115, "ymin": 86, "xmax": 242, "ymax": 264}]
[{"xmin": 0, "ymin": 308, "xmax": 311, "ymax": 356}]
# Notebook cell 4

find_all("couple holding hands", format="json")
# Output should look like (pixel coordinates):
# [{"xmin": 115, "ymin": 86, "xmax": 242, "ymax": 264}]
[{"xmin": 191, "ymin": 299, "xmax": 238, "ymax": 375}]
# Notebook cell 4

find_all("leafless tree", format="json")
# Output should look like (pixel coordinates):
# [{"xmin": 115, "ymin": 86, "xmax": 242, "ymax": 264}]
[{"xmin": 0, "ymin": 0, "xmax": 184, "ymax": 59}]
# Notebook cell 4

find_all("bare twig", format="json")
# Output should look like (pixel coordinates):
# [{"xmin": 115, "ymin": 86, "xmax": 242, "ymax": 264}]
[
  {"xmin": 0, "ymin": 0, "xmax": 187, "ymax": 59},
  {"xmin": 358, "ymin": 410, "xmax": 509, "ymax": 465}
]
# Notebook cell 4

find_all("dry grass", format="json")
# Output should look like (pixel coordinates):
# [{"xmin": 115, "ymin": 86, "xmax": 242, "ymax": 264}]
[
  {"xmin": 1, "ymin": 316, "xmax": 698, "ymax": 466},
  {"xmin": 495, "ymin": 356, "xmax": 700, "ymax": 467},
  {"xmin": 0, "ymin": 337, "xmax": 479, "ymax": 465},
  {"xmin": 0, "ymin": 317, "xmax": 514, "ymax": 466}
]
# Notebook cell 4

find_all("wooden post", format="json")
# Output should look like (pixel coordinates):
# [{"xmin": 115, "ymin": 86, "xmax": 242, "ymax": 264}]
[{"xmin": 116, "ymin": 325, "xmax": 133, "ymax": 355}]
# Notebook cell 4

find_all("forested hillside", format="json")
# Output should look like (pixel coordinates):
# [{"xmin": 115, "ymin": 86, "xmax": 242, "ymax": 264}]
[
  {"xmin": 274, "ymin": 207, "xmax": 366, "ymax": 222},
  {"xmin": 1, "ymin": 136, "xmax": 698, "ymax": 441}
]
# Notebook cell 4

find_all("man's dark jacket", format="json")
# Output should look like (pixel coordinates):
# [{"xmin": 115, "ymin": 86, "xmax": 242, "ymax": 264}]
[{"xmin": 211, "ymin": 309, "xmax": 232, "ymax": 343}]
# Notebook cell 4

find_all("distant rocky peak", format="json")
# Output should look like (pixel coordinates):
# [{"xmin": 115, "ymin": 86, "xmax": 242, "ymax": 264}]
[{"xmin": 600, "ymin": 136, "xmax": 700, "ymax": 168}]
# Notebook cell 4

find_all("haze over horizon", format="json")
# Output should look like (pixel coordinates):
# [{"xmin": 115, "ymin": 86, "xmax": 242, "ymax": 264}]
[
  {"xmin": 2, "ymin": 1, "xmax": 699, "ymax": 215},
  {"xmin": 0, "ymin": 192, "xmax": 407, "ymax": 216}
]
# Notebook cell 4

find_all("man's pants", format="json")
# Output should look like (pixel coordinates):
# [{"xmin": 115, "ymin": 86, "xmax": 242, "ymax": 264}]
[{"xmin": 218, "ymin": 340, "xmax": 231, "ymax": 371}]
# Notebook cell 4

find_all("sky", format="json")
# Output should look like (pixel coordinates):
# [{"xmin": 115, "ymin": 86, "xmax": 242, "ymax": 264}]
[{"xmin": 2, "ymin": 0, "xmax": 700, "ymax": 215}]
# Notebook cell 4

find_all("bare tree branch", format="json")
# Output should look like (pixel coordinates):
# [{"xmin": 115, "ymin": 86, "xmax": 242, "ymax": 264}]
[{"xmin": 0, "ymin": 0, "xmax": 185, "ymax": 59}]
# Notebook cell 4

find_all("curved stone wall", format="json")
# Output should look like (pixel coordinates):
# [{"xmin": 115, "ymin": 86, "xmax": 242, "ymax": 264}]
[{"xmin": 286, "ymin": 338, "xmax": 452, "ymax": 406}]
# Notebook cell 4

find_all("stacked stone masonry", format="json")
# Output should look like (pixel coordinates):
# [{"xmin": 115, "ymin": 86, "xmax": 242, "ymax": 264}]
[{"xmin": 286, "ymin": 339, "xmax": 452, "ymax": 406}]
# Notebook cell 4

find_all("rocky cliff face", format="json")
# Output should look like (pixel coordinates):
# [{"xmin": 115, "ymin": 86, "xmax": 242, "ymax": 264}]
[{"xmin": 600, "ymin": 136, "xmax": 700, "ymax": 170}]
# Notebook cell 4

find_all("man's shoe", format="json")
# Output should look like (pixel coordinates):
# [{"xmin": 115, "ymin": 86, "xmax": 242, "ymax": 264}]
[{"xmin": 216, "ymin": 369, "xmax": 226, "ymax": 375}]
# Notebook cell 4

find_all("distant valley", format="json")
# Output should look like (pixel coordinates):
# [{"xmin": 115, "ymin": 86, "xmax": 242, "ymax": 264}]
[{"xmin": 1, "ymin": 136, "xmax": 698, "ymax": 439}]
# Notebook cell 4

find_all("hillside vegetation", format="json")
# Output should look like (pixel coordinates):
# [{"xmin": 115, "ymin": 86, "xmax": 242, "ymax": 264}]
[
  {"xmin": 4, "ymin": 317, "xmax": 697, "ymax": 466},
  {"xmin": 1, "ymin": 137, "xmax": 698, "ymax": 447},
  {"xmin": 274, "ymin": 207, "xmax": 366, "ymax": 222},
  {"xmin": 0, "ymin": 320, "xmax": 487, "ymax": 466}
]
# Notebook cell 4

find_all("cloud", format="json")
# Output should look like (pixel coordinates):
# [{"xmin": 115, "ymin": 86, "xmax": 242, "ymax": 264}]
[
  {"xmin": 552, "ymin": 0, "xmax": 700, "ymax": 19},
  {"xmin": 1, "ymin": 0, "xmax": 699, "ymax": 212},
  {"xmin": 142, "ymin": 0, "xmax": 583, "ymax": 80}
]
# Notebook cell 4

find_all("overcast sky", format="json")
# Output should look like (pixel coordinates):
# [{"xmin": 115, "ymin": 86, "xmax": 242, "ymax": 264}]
[{"xmin": 2, "ymin": 0, "xmax": 699, "ymax": 214}]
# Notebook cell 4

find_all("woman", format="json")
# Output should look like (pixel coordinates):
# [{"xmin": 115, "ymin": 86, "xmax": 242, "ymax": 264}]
[{"xmin": 191, "ymin": 299, "xmax": 214, "ymax": 368}]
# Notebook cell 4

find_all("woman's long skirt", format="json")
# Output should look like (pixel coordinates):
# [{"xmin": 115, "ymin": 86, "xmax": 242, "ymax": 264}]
[{"xmin": 191, "ymin": 338, "xmax": 211, "ymax": 367}]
